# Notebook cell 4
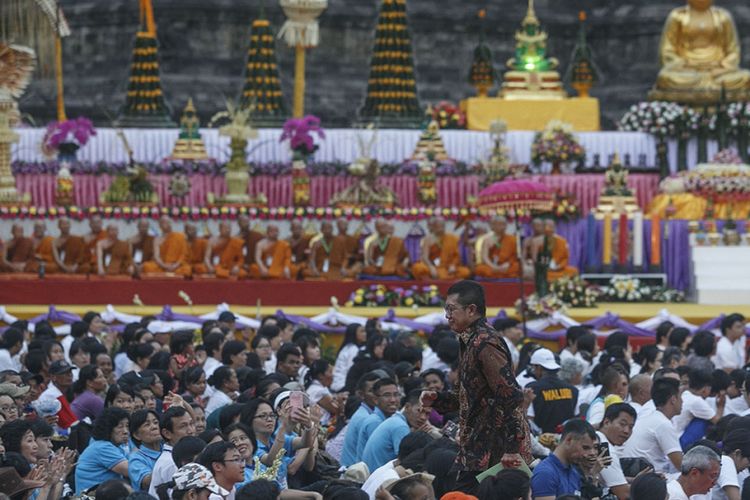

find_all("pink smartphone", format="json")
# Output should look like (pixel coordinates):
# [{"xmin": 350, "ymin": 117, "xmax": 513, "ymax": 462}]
[{"xmin": 289, "ymin": 391, "xmax": 304, "ymax": 411}]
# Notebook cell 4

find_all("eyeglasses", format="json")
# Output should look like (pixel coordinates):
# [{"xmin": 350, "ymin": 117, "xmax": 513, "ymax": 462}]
[
  {"xmin": 254, "ymin": 413, "xmax": 277, "ymax": 421},
  {"xmin": 223, "ymin": 457, "xmax": 246, "ymax": 465},
  {"xmin": 444, "ymin": 304, "xmax": 468, "ymax": 315},
  {"xmin": 256, "ymin": 344, "xmax": 271, "ymax": 349},
  {"xmin": 378, "ymin": 392, "xmax": 400, "ymax": 399}
]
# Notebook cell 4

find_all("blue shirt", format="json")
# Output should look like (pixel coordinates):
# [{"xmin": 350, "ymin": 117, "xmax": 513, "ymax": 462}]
[
  {"xmin": 530, "ymin": 453, "xmax": 581, "ymax": 498},
  {"xmin": 361, "ymin": 412, "xmax": 410, "ymax": 472},
  {"xmin": 75, "ymin": 439, "xmax": 129, "ymax": 494},
  {"xmin": 341, "ymin": 403, "xmax": 373, "ymax": 467},
  {"xmin": 356, "ymin": 407, "xmax": 386, "ymax": 461},
  {"xmin": 128, "ymin": 445, "xmax": 162, "ymax": 491},
  {"xmin": 255, "ymin": 433, "xmax": 296, "ymax": 490}
]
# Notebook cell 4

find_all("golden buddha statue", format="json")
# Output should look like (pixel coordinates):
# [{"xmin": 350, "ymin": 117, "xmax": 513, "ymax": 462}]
[
  {"xmin": 650, "ymin": 0, "xmax": 750, "ymax": 103},
  {"xmin": 170, "ymin": 98, "xmax": 209, "ymax": 160}
]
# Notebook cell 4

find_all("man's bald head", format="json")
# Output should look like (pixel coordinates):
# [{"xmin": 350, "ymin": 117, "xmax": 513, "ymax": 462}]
[
  {"xmin": 629, "ymin": 374, "xmax": 653, "ymax": 406},
  {"xmin": 158, "ymin": 216, "xmax": 173, "ymax": 233},
  {"xmin": 106, "ymin": 224, "xmax": 119, "ymax": 239},
  {"xmin": 33, "ymin": 222, "xmax": 46, "ymax": 238},
  {"xmin": 58, "ymin": 218, "xmax": 71, "ymax": 235},
  {"xmin": 219, "ymin": 221, "xmax": 231, "ymax": 238},
  {"xmin": 321, "ymin": 221, "xmax": 333, "ymax": 237},
  {"xmin": 336, "ymin": 218, "xmax": 349, "ymax": 234},
  {"xmin": 89, "ymin": 215, "xmax": 103, "ymax": 233},
  {"xmin": 11, "ymin": 224, "xmax": 24, "ymax": 238},
  {"xmin": 184, "ymin": 223, "xmax": 197, "ymax": 239}
]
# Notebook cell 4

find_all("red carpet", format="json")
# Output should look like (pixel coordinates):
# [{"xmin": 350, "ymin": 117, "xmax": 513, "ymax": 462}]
[{"xmin": 0, "ymin": 277, "xmax": 528, "ymax": 306}]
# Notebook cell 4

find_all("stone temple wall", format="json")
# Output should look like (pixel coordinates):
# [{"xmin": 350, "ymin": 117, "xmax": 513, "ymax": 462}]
[{"xmin": 19, "ymin": 0, "xmax": 750, "ymax": 130}]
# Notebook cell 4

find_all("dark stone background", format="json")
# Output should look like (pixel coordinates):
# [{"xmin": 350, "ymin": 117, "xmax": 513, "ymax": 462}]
[{"xmin": 19, "ymin": 0, "xmax": 750, "ymax": 129}]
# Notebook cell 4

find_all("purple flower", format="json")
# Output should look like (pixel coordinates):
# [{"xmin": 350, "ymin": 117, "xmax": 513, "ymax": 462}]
[{"xmin": 280, "ymin": 115, "xmax": 325, "ymax": 157}]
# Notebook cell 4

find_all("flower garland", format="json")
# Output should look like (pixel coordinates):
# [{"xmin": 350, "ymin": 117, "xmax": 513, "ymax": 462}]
[
  {"xmin": 596, "ymin": 275, "xmax": 685, "ymax": 303},
  {"xmin": 618, "ymin": 101, "xmax": 685, "ymax": 137},
  {"xmin": 431, "ymin": 101, "xmax": 467, "ymax": 130},
  {"xmin": 345, "ymin": 284, "xmax": 444, "ymax": 308},
  {"xmin": 11, "ymin": 160, "xmax": 475, "ymax": 178},
  {"xmin": 531, "ymin": 120, "xmax": 586, "ymax": 166},
  {"xmin": 546, "ymin": 191, "xmax": 580, "ymax": 221},
  {"xmin": 549, "ymin": 276, "xmax": 597, "ymax": 308}
]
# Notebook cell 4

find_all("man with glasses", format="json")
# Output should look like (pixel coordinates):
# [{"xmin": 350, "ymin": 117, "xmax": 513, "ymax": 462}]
[
  {"xmin": 421, "ymin": 280, "xmax": 531, "ymax": 495},
  {"xmin": 355, "ymin": 378, "xmax": 401, "ymax": 463}
]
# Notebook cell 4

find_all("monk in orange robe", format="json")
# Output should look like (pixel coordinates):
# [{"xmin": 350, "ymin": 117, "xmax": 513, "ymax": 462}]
[
  {"xmin": 336, "ymin": 218, "xmax": 363, "ymax": 277},
  {"xmin": 238, "ymin": 215, "xmax": 263, "ymax": 271},
  {"xmin": 287, "ymin": 220, "xmax": 311, "ymax": 278},
  {"xmin": 304, "ymin": 221, "xmax": 346, "ymax": 280},
  {"xmin": 362, "ymin": 220, "xmax": 409, "ymax": 278},
  {"xmin": 532, "ymin": 219, "xmax": 578, "ymax": 281},
  {"xmin": 82, "ymin": 215, "xmax": 107, "ymax": 274},
  {"xmin": 141, "ymin": 216, "xmax": 192, "ymax": 277},
  {"xmin": 206, "ymin": 222, "xmax": 247, "ymax": 279},
  {"xmin": 2, "ymin": 224, "xmax": 34, "ymax": 272},
  {"xmin": 475, "ymin": 216, "xmax": 520, "ymax": 279},
  {"xmin": 53, "ymin": 218, "xmax": 87, "ymax": 274},
  {"xmin": 25, "ymin": 222, "xmax": 59, "ymax": 274},
  {"xmin": 130, "ymin": 219, "xmax": 155, "ymax": 275},
  {"xmin": 185, "ymin": 223, "xmax": 209, "ymax": 275},
  {"xmin": 412, "ymin": 218, "xmax": 471, "ymax": 281},
  {"xmin": 96, "ymin": 225, "xmax": 134, "ymax": 276},
  {"xmin": 522, "ymin": 218, "xmax": 544, "ymax": 279},
  {"xmin": 249, "ymin": 225, "xmax": 296, "ymax": 280}
]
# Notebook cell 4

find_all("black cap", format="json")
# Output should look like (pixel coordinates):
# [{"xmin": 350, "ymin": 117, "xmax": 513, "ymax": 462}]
[
  {"xmin": 48, "ymin": 360, "xmax": 74, "ymax": 375},
  {"xmin": 119, "ymin": 371, "xmax": 155, "ymax": 388},
  {"xmin": 218, "ymin": 311, "xmax": 237, "ymax": 322}
]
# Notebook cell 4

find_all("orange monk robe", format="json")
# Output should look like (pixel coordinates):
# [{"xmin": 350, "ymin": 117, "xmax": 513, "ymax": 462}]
[
  {"xmin": 242, "ymin": 230, "xmax": 264, "ymax": 268},
  {"xmin": 188, "ymin": 238, "xmax": 209, "ymax": 275},
  {"xmin": 475, "ymin": 234, "xmax": 520, "ymax": 279},
  {"xmin": 141, "ymin": 232, "xmax": 192, "ymax": 277},
  {"xmin": 132, "ymin": 236, "xmax": 155, "ymax": 265},
  {"xmin": 57, "ymin": 236, "xmax": 87, "ymax": 271},
  {"xmin": 412, "ymin": 233, "xmax": 471, "ymax": 281},
  {"xmin": 5, "ymin": 238, "xmax": 34, "ymax": 271},
  {"xmin": 102, "ymin": 241, "xmax": 134, "ymax": 275},
  {"xmin": 547, "ymin": 235, "xmax": 578, "ymax": 281},
  {"xmin": 362, "ymin": 237, "xmax": 409, "ymax": 277},
  {"xmin": 288, "ymin": 236, "xmax": 311, "ymax": 276},
  {"xmin": 249, "ymin": 240, "xmax": 296, "ymax": 280},
  {"xmin": 25, "ymin": 236, "xmax": 60, "ymax": 274},
  {"xmin": 303, "ymin": 236, "xmax": 348, "ymax": 280},
  {"xmin": 211, "ymin": 237, "xmax": 247, "ymax": 279},
  {"xmin": 83, "ymin": 231, "xmax": 108, "ymax": 272}
]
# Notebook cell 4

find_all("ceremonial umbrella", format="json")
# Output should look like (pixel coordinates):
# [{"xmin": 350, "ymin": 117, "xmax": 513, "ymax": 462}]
[{"xmin": 477, "ymin": 179, "xmax": 554, "ymax": 213}]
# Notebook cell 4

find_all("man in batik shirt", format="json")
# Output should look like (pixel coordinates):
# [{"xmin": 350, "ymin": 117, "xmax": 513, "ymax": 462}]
[{"xmin": 422, "ymin": 280, "xmax": 531, "ymax": 494}]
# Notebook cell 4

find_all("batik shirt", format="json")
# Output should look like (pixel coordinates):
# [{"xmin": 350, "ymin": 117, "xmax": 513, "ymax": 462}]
[{"xmin": 434, "ymin": 317, "xmax": 531, "ymax": 471}]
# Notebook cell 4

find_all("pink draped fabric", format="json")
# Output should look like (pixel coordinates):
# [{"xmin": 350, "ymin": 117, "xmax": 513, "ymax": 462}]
[{"xmin": 14, "ymin": 174, "xmax": 659, "ymax": 212}]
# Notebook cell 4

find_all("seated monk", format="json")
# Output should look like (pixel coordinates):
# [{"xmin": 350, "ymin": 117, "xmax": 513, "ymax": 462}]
[
  {"xmin": 2, "ymin": 224, "xmax": 34, "ymax": 272},
  {"xmin": 238, "ymin": 215, "xmax": 263, "ymax": 273},
  {"xmin": 82, "ymin": 215, "xmax": 107, "ymax": 274},
  {"xmin": 412, "ymin": 218, "xmax": 470, "ymax": 281},
  {"xmin": 287, "ymin": 220, "xmax": 311, "ymax": 278},
  {"xmin": 141, "ymin": 216, "xmax": 192, "ymax": 277},
  {"xmin": 304, "ymin": 221, "xmax": 349, "ymax": 280},
  {"xmin": 336, "ymin": 218, "xmax": 363, "ymax": 277},
  {"xmin": 522, "ymin": 218, "xmax": 544, "ymax": 279},
  {"xmin": 205, "ymin": 222, "xmax": 247, "ymax": 279},
  {"xmin": 96, "ymin": 225, "xmax": 134, "ymax": 276},
  {"xmin": 249, "ymin": 224, "xmax": 296, "ymax": 280},
  {"xmin": 475, "ymin": 216, "xmax": 520, "ymax": 279},
  {"xmin": 53, "ymin": 218, "xmax": 87, "ymax": 274},
  {"xmin": 531, "ymin": 219, "xmax": 578, "ymax": 281},
  {"xmin": 129, "ymin": 219, "xmax": 155, "ymax": 274},
  {"xmin": 185, "ymin": 223, "xmax": 209, "ymax": 275},
  {"xmin": 25, "ymin": 222, "xmax": 59, "ymax": 274},
  {"xmin": 362, "ymin": 220, "xmax": 409, "ymax": 278}
]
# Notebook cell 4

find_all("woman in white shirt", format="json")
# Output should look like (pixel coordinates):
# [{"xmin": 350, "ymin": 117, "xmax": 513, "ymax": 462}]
[
  {"xmin": 205, "ymin": 366, "xmax": 240, "ymax": 417},
  {"xmin": 706, "ymin": 429, "xmax": 750, "ymax": 500},
  {"xmin": 332, "ymin": 324, "xmax": 365, "ymax": 392},
  {"xmin": 305, "ymin": 360, "xmax": 338, "ymax": 426}
]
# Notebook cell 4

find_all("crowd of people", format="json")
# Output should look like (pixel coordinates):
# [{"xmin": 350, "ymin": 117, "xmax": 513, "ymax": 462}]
[
  {"xmin": 1, "ymin": 214, "xmax": 577, "ymax": 282},
  {"xmin": 0, "ymin": 280, "xmax": 748, "ymax": 500}
]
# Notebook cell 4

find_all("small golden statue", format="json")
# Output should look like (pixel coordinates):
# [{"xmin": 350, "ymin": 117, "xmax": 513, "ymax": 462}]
[
  {"xmin": 170, "ymin": 98, "xmax": 209, "ymax": 160},
  {"xmin": 595, "ymin": 154, "xmax": 639, "ymax": 215},
  {"xmin": 649, "ymin": 0, "xmax": 750, "ymax": 103},
  {"xmin": 499, "ymin": 0, "xmax": 566, "ymax": 100},
  {"xmin": 411, "ymin": 116, "xmax": 450, "ymax": 161}
]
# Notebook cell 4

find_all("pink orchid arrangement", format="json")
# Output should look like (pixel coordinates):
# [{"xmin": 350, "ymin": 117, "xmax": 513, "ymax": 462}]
[
  {"xmin": 42, "ymin": 117, "xmax": 97, "ymax": 152},
  {"xmin": 280, "ymin": 115, "xmax": 325, "ymax": 159}
]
